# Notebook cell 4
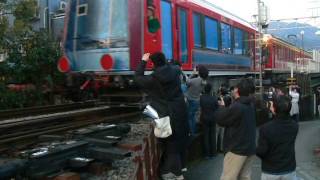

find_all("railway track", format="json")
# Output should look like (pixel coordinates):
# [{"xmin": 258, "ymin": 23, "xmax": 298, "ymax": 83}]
[
  {"xmin": 0, "ymin": 100, "xmax": 166, "ymax": 180},
  {"xmin": 0, "ymin": 101, "xmax": 101, "ymax": 120},
  {"xmin": 0, "ymin": 103, "xmax": 143, "ymax": 153}
]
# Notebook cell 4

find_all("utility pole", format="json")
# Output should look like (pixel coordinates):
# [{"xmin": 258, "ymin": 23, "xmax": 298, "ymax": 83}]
[
  {"xmin": 257, "ymin": 0, "xmax": 263, "ymax": 97},
  {"xmin": 301, "ymin": 30, "xmax": 305, "ymax": 72},
  {"xmin": 256, "ymin": 0, "xmax": 269, "ymax": 97}
]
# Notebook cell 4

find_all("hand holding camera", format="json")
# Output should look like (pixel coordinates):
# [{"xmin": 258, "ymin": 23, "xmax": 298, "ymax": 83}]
[{"xmin": 142, "ymin": 53, "xmax": 151, "ymax": 62}]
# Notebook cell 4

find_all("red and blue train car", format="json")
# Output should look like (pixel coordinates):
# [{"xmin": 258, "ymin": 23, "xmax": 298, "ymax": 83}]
[{"xmin": 58, "ymin": 0, "xmax": 258, "ymax": 90}]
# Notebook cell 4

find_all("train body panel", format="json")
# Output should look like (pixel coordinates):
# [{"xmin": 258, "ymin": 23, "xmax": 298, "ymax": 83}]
[
  {"xmin": 67, "ymin": 48, "xmax": 130, "ymax": 72},
  {"xmin": 145, "ymin": 0, "xmax": 257, "ymax": 72},
  {"xmin": 60, "ymin": 0, "xmax": 258, "ymax": 76},
  {"xmin": 58, "ymin": 0, "xmax": 319, "ymax": 94},
  {"xmin": 62, "ymin": 0, "xmax": 132, "ymax": 73},
  {"xmin": 192, "ymin": 49, "xmax": 252, "ymax": 70},
  {"xmin": 128, "ymin": 0, "xmax": 144, "ymax": 71}
]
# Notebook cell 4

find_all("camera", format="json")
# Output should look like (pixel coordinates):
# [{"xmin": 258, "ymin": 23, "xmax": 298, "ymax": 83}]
[{"xmin": 267, "ymin": 91, "xmax": 273, "ymax": 101}]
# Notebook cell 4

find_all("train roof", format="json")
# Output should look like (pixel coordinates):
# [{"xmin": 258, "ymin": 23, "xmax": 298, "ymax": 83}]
[{"xmin": 188, "ymin": 0, "xmax": 257, "ymax": 31}]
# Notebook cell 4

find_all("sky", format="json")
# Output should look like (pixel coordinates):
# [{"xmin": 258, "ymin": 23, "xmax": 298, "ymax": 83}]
[{"xmin": 207, "ymin": 0, "xmax": 319, "ymax": 26}]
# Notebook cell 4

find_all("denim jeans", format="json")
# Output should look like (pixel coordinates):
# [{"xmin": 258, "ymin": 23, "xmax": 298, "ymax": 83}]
[
  {"xmin": 261, "ymin": 171, "xmax": 298, "ymax": 180},
  {"xmin": 187, "ymin": 99, "xmax": 199, "ymax": 135}
]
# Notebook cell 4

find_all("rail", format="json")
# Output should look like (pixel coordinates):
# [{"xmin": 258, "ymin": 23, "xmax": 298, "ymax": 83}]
[
  {"xmin": 0, "ymin": 101, "xmax": 99, "ymax": 120},
  {"xmin": 0, "ymin": 105, "xmax": 141, "ymax": 152}
]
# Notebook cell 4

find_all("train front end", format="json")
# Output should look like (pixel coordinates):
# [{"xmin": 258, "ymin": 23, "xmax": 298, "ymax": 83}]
[{"xmin": 58, "ymin": 0, "xmax": 134, "ymax": 79}]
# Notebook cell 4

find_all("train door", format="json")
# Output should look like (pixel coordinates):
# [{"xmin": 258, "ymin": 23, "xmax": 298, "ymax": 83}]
[{"xmin": 176, "ymin": 7, "xmax": 191, "ymax": 68}]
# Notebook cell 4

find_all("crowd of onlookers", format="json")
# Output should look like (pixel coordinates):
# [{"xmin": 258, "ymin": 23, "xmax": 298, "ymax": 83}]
[{"xmin": 135, "ymin": 52, "xmax": 301, "ymax": 180}]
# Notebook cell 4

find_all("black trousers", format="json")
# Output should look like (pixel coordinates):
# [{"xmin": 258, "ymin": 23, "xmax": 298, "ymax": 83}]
[
  {"xmin": 159, "ymin": 139, "xmax": 187, "ymax": 176},
  {"xmin": 203, "ymin": 123, "xmax": 217, "ymax": 157},
  {"xmin": 160, "ymin": 152, "xmax": 182, "ymax": 176},
  {"xmin": 291, "ymin": 114, "xmax": 299, "ymax": 122}
]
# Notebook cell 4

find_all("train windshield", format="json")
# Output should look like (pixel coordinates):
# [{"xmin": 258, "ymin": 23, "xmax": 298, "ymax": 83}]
[{"xmin": 66, "ymin": 0, "xmax": 128, "ymax": 51}]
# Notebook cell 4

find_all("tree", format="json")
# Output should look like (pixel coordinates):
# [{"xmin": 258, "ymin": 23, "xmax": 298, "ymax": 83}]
[{"xmin": 0, "ymin": 0, "xmax": 64, "ymax": 109}]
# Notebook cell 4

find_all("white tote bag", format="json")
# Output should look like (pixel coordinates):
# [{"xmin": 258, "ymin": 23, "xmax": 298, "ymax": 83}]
[
  {"xmin": 143, "ymin": 105, "xmax": 172, "ymax": 138},
  {"xmin": 154, "ymin": 116, "xmax": 172, "ymax": 138}
]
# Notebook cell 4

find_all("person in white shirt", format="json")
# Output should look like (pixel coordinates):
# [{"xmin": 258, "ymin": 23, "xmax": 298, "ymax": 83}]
[{"xmin": 289, "ymin": 85, "xmax": 300, "ymax": 122}]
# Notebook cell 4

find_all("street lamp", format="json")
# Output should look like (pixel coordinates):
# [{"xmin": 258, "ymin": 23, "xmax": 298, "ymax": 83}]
[{"xmin": 300, "ymin": 30, "xmax": 305, "ymax": 72}]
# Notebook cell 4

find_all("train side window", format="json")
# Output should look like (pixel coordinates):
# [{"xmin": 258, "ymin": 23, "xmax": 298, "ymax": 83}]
[
  {"xmin": 243, "ymin": 32, "xmax": 249, "ymax": 56},
  {"xmin": 160, "ymin": 0, "xmax": 173, "ymax": 60},
  {"xmin": 147, "ymin": 5, "xmax": 160, "ymax": 33},
  {"xmin": 204, "ymin": 17, "xmax": 218, "ymax": 50},
  {"xmin": 178, "ymin": 8, "xmax": 188, "ymax": 63},
  {"xmin": 77, "ymin": 4, "xmax": 88, "ymax": 16},
  {"xmin": 193, "ymin": 13, "xmax": 202, "ymax": 47},
  {"xmin": 234, "ymin": 28, "xmax": 243, "ymax": 55},
  {"xmin": 221, "ymin": 23, "xmax": 232, "ymax": 54}
]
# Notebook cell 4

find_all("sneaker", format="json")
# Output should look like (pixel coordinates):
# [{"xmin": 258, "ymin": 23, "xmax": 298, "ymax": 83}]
[
  {"xmin": 176, "ymin": 175, "xmax": 184, "ymax": 180},
  {"xmin": 161, "ymin": 172, "xmax": 185, "ymax": 180},
  {"xmin": 181, "ymin": 168, "xmax": 188, "ymax": 172}
]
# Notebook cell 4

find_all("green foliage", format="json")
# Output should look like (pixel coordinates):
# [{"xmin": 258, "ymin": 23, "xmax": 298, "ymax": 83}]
[
  {"xmin": 4, "ymin": 30, "xmax": 63, "ymax": 84},
  {"xmin": 0, "ymin": 0, "xmax": 64, "ymax": 109},
  {"xmin": 0, "ymin": 17, "xmax": 8, "ymax": 39},
  {"xmin": 0, "ymin": 2, "xmax": 9, "ymax": 48},
  {"xmin": 12, "ymin": 0, "xmax": 37, "ymax": 34},
  {"xmin": 13, "ymin": 0, "xmax": 37, "ymax": 21},
  {"xmin": 0, "ymin": 82, "xmax": 46, "ymax": 109}
]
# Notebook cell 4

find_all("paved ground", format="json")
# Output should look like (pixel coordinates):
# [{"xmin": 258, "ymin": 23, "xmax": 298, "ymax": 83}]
[{"xmin": 185, "ymin": 120, "xmax": 320, "ymax": 180}]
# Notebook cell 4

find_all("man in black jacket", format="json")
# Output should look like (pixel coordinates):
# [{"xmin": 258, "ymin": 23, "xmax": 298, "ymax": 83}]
[
  {"xmin": 135, "ymin": 52, "xmax": 189, "ymax": 180},
  {"xmin": 200, "ymin": 83, "xmax": 219, "ymax": 158},
  {"xmin": 215, "ymin": 78, "xmax": 256, "ymax": 180},
  {"xmin": 256, "ymin": 95, "xmax": 299, "ymax": 180}
]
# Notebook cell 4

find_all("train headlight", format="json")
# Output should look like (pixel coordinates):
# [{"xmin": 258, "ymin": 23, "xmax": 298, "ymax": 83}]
[
  {"xmin": 100, "ymin": 54, "xmax": 114, "ymax": 70},
  {"xmin": 58, "ymin": 56, "xmax": 71, "ymax": 73},
  {"xmin": 263, "ymin": 34, "xmax": 271, "ymax": 43}
]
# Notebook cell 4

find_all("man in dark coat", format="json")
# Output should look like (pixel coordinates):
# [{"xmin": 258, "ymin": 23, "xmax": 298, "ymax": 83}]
[
  {"xmin": 215, "ymin": 78, "xmax": 256, "ymax": 180},
  {"xmin": 256, "ymin": 95, "xmax": 299, "ymax": 180},
  {"xmin": 135, "ymin": 52, "xmax": 189, "ymax": 179},
  {"xmin": 200, "ymin": 83, "xmax": 219, "ymax": 158}
]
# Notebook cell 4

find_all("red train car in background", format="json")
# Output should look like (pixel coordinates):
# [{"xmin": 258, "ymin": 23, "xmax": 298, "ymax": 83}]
[{"xmin": 262, "ymin": 34, "xmax": 312, "ymax": 73}]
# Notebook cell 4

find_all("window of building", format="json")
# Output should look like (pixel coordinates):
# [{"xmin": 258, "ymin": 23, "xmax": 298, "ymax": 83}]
[
  {"xmin": 234, "ymin": 28, "xmax": 243, "ymax": 55},
  {"xmin": 193, "ymin": 13, "xmax": 202, "ymax": 47},
  {"xmin": 221, "ymin": 23, "xmax": 232, "ymax": 53},
  {"xmin": 204, "ymin": 17, "xmax": 218, "ymax": 50}
]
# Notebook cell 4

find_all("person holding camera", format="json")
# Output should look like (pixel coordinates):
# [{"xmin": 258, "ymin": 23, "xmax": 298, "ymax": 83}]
[
  {"xmin": 200, "ymin": 83, "xmax": 219, "ymax": 158},
  {"xmin": 216, "ymin": 84, "xmax": 232, "ymax": 152},
  {"xmin": 215, "ymin": 79, "xmax": 256, "ymax": 180},
  {"xmin": 257, "ymin": 95, "xmax": 299, "ymax": 180},
  {"xmin": 135, "ymin": 52, "xmax": 189, "ymax": 180}
]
